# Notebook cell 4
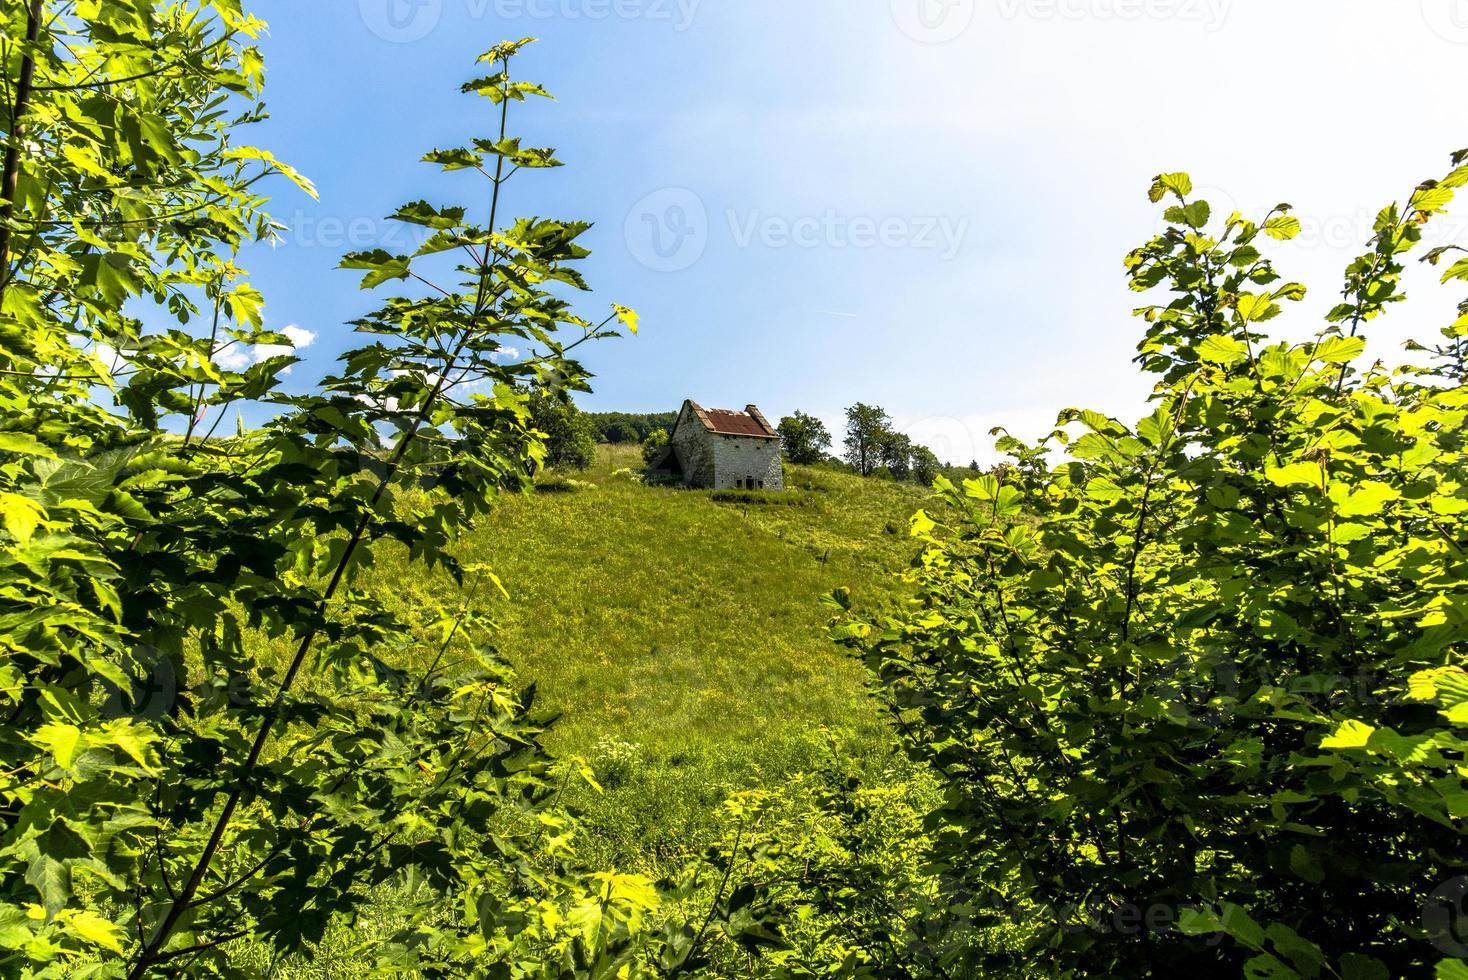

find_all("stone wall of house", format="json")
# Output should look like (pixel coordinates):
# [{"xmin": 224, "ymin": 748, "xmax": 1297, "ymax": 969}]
[
  {"xmin": 710, "ymin": 434, "xmax": 784, "ymax": 490},
  {"xmin": 670, "ymin": 403, "xmax": 717, "ymax": 486}
]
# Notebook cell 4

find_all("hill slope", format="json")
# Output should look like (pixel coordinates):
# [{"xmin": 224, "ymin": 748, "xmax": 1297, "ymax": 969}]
[
  {"xmin": 452, "ymin": 445, "xmax": 928, "ymax": 865},
  {"xmin": 246, "ymin": 445, "xmax": 932, "ymax": 976}
]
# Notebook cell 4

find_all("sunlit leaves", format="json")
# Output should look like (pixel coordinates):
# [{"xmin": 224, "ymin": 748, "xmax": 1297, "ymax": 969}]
[
  {"xmin": 222, "ymin": 146, "xmax": 319, "ymax": 199},
  {"xmin": 1150, "ymin": 171, "xmax": 1193, "ymax": 202},
  {"xmin": 422, "ymin": 147, "xmax": 483, "ymax": 171},
  {"xmin": 1313, "ymin": 335, "xmax": 1366, "ymax": 364},
  {"xmin": 340, "ymin": 249, "xmax": 412, "ymax": 289},
  {"xmin": 1198, "ymin": 334, "xmax": 1250, "ymax": 364},
  {"xmin": 391, "ymin": 200, "xmax": 468, "ymax": 229},
  {"xmin": 837, "ymin": 148, "xmax": 1468, "ymax": 978},
  {"xmin": 1263, "ymin": 215, "xmax": 1302, "ymax": 241},
  {"xmin": 612, "ymin": 304, "xmax": 639, "ymax": 335}
]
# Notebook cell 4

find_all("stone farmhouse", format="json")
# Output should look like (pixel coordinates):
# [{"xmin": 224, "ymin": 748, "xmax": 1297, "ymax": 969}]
[{"xmin": 651, "ymin": 400, "xmax": 784, "ymax": 490}]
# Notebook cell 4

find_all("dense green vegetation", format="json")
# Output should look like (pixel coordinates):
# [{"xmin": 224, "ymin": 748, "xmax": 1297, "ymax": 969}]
[
  {"xmin": 837, "ymin": 403, "xmax": 943, "ymax": 485},
  {"xmin": 775, "ymin": 412, "xmax": 832, "ymax": 465},
  {"xmin": 3, "ymin": 3, "xmax": 1466, "ymax": 979},
  {"xmin": 839, "ymin": 168, "xmax": 1468, "ymax": 977}
]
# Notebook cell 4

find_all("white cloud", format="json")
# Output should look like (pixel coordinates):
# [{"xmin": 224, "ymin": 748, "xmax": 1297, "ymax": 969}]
[
  {"xmin": 253, "ymin": 325, "xmax": 318, "ymax": 367},
  {"xmin": 215, "ymin": 324, "xmax": 317, "ymax": 374},
  {"xmin": 213, "ymin": 345, "xmax": 252, "ymax": 371}
]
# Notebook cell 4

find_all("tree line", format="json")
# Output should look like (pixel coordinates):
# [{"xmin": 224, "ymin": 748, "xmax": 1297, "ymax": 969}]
[
  {"xmin": 545, "ymin": 403, "xmax": 957, "ymax": 488},
  {"xmin": 586, "ymin": 410, "xmax": 677, "ymax": 444},
  {"xmin": 776, "ymin": 404, "xmax": 944, "ymax": 485}
]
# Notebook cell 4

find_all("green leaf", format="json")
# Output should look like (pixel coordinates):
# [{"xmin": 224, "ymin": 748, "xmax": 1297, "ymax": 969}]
[
  {"xmin": 1183, "ymin": 200, "xmax": 1211, "ymax": 228},
  {"xmin": 64, "ymin": 910, "xmax": 127, "ymax": 954},
  {"xmin": 340, "ymin": 250, "xmax": 411, "ymax": 289},
  {"xmin": 1150, "ymin": 172, "xmax": 1193, "ymax": 202},
  {"xmin": 1439, "ymin": 257, "xmax": 1468, "ymax": 283},
  {"xmin": 1237, "ymin": 294, "xmax": 1282, "ymax": 323},
  {"xmin": 1288, "ymin": 845, "xmax": 1325, "ymax": 884},
  {"xmin": 0, "ymin": 432, "xmax": 59, "ymax": 458},
  {"xmin": 1321, "ymin": 720, "xmax": 1374, "ymax": 749},
  {"xmin": 392, "ymin": 201, "xmax": 467, "ymax": 230},
  {"xmin": 1264, "ymin": 216, "xmax": 1302, "ymax": 241},
  {"xmin": 21, "ymin": 823, "xmax": 87, "ymax": 916},
  {"xmin": 1266, "ymin": 462, "xmax": 1325, "ymax": 488},
  {"xmin": 1178, "ymin": 907, "xmax": 1225, "ymax": 937},
  {"xmin": 1334, "ymin": 481, "xmax": 1400, "ymax": 518},
  {"xmin": 1219, "ymin": 903, "xmax": 1266, "ymax": 950},
  {"xmin": 30, "ymin": 723, "xmax": 84, "ymax": 769},
  {"xmin": 1313, "ymin": 335, "xmax": 1366, "ymax": 365},
  {"xmin": 223, "ymin": 146, "xmax": 318, "ymax": 199},
  {"xmin": 1198, "ymin": 335, "xmax": 1251, "ymax": 365},
  {"xmin": 0, "ymin": 493, "xmax": 47, "ymax": 544},
  {"xmin": 422, "ymin": 147, "xmax": 484, "ymax": 171},
  {"xmin": 1339, "ymin": 954, "xmax": 1389, "ymax": 980}
]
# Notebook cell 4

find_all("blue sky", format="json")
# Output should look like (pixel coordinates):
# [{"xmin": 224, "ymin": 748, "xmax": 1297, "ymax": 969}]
[{"xmin": 241, "ymin": 1, "xmax": 1467, "ymax": 463}]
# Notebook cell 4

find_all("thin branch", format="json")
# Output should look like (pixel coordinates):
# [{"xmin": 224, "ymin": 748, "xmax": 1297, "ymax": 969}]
[
  {"xmin": 0, "ymin": 0, "xmax": 45, "ymax": 304},
  {"xmin": 32, "ymin": 35, "xmax": 233, "ymax": 92},
  {"xmin": 126, "ymin": 57, "xmax": 520, "ymax": 979},
  {"xmin": 148, "ymin": 929, "xmax": 250, "ymax": 964}
]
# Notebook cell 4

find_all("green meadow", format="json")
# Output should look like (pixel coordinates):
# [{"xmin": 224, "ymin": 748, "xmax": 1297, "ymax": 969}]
[{"xmin": 359, "ymin": 444, "xmax": 929, "ymax": 872}]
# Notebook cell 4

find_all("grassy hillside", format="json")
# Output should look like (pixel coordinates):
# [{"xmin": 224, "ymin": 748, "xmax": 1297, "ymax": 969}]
[
  {"xmin": 440, "ymin": 444, "xmax": 929, "ymax": 868},
  {"xmin": 240, "ymin": 445, "xmax": 934, "ymax": 977}
]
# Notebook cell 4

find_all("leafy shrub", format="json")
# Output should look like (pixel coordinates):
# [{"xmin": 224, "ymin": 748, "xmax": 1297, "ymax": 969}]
[
  {"xmin": 530, "ymin": 391, "xmax": 598, "ymax": 471},
  {"xmin": 642, "ymin": 428, "xmax": 671, "ymax": 466},
  {"xmin": 836, "ymin": 162, "xmax": 1468, "ymax": 978}
]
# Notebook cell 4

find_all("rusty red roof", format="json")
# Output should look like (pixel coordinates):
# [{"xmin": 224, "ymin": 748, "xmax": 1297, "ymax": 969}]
[{"xmin": 683, "ymin": 401, "xmax": 779, "ymax": 439}]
